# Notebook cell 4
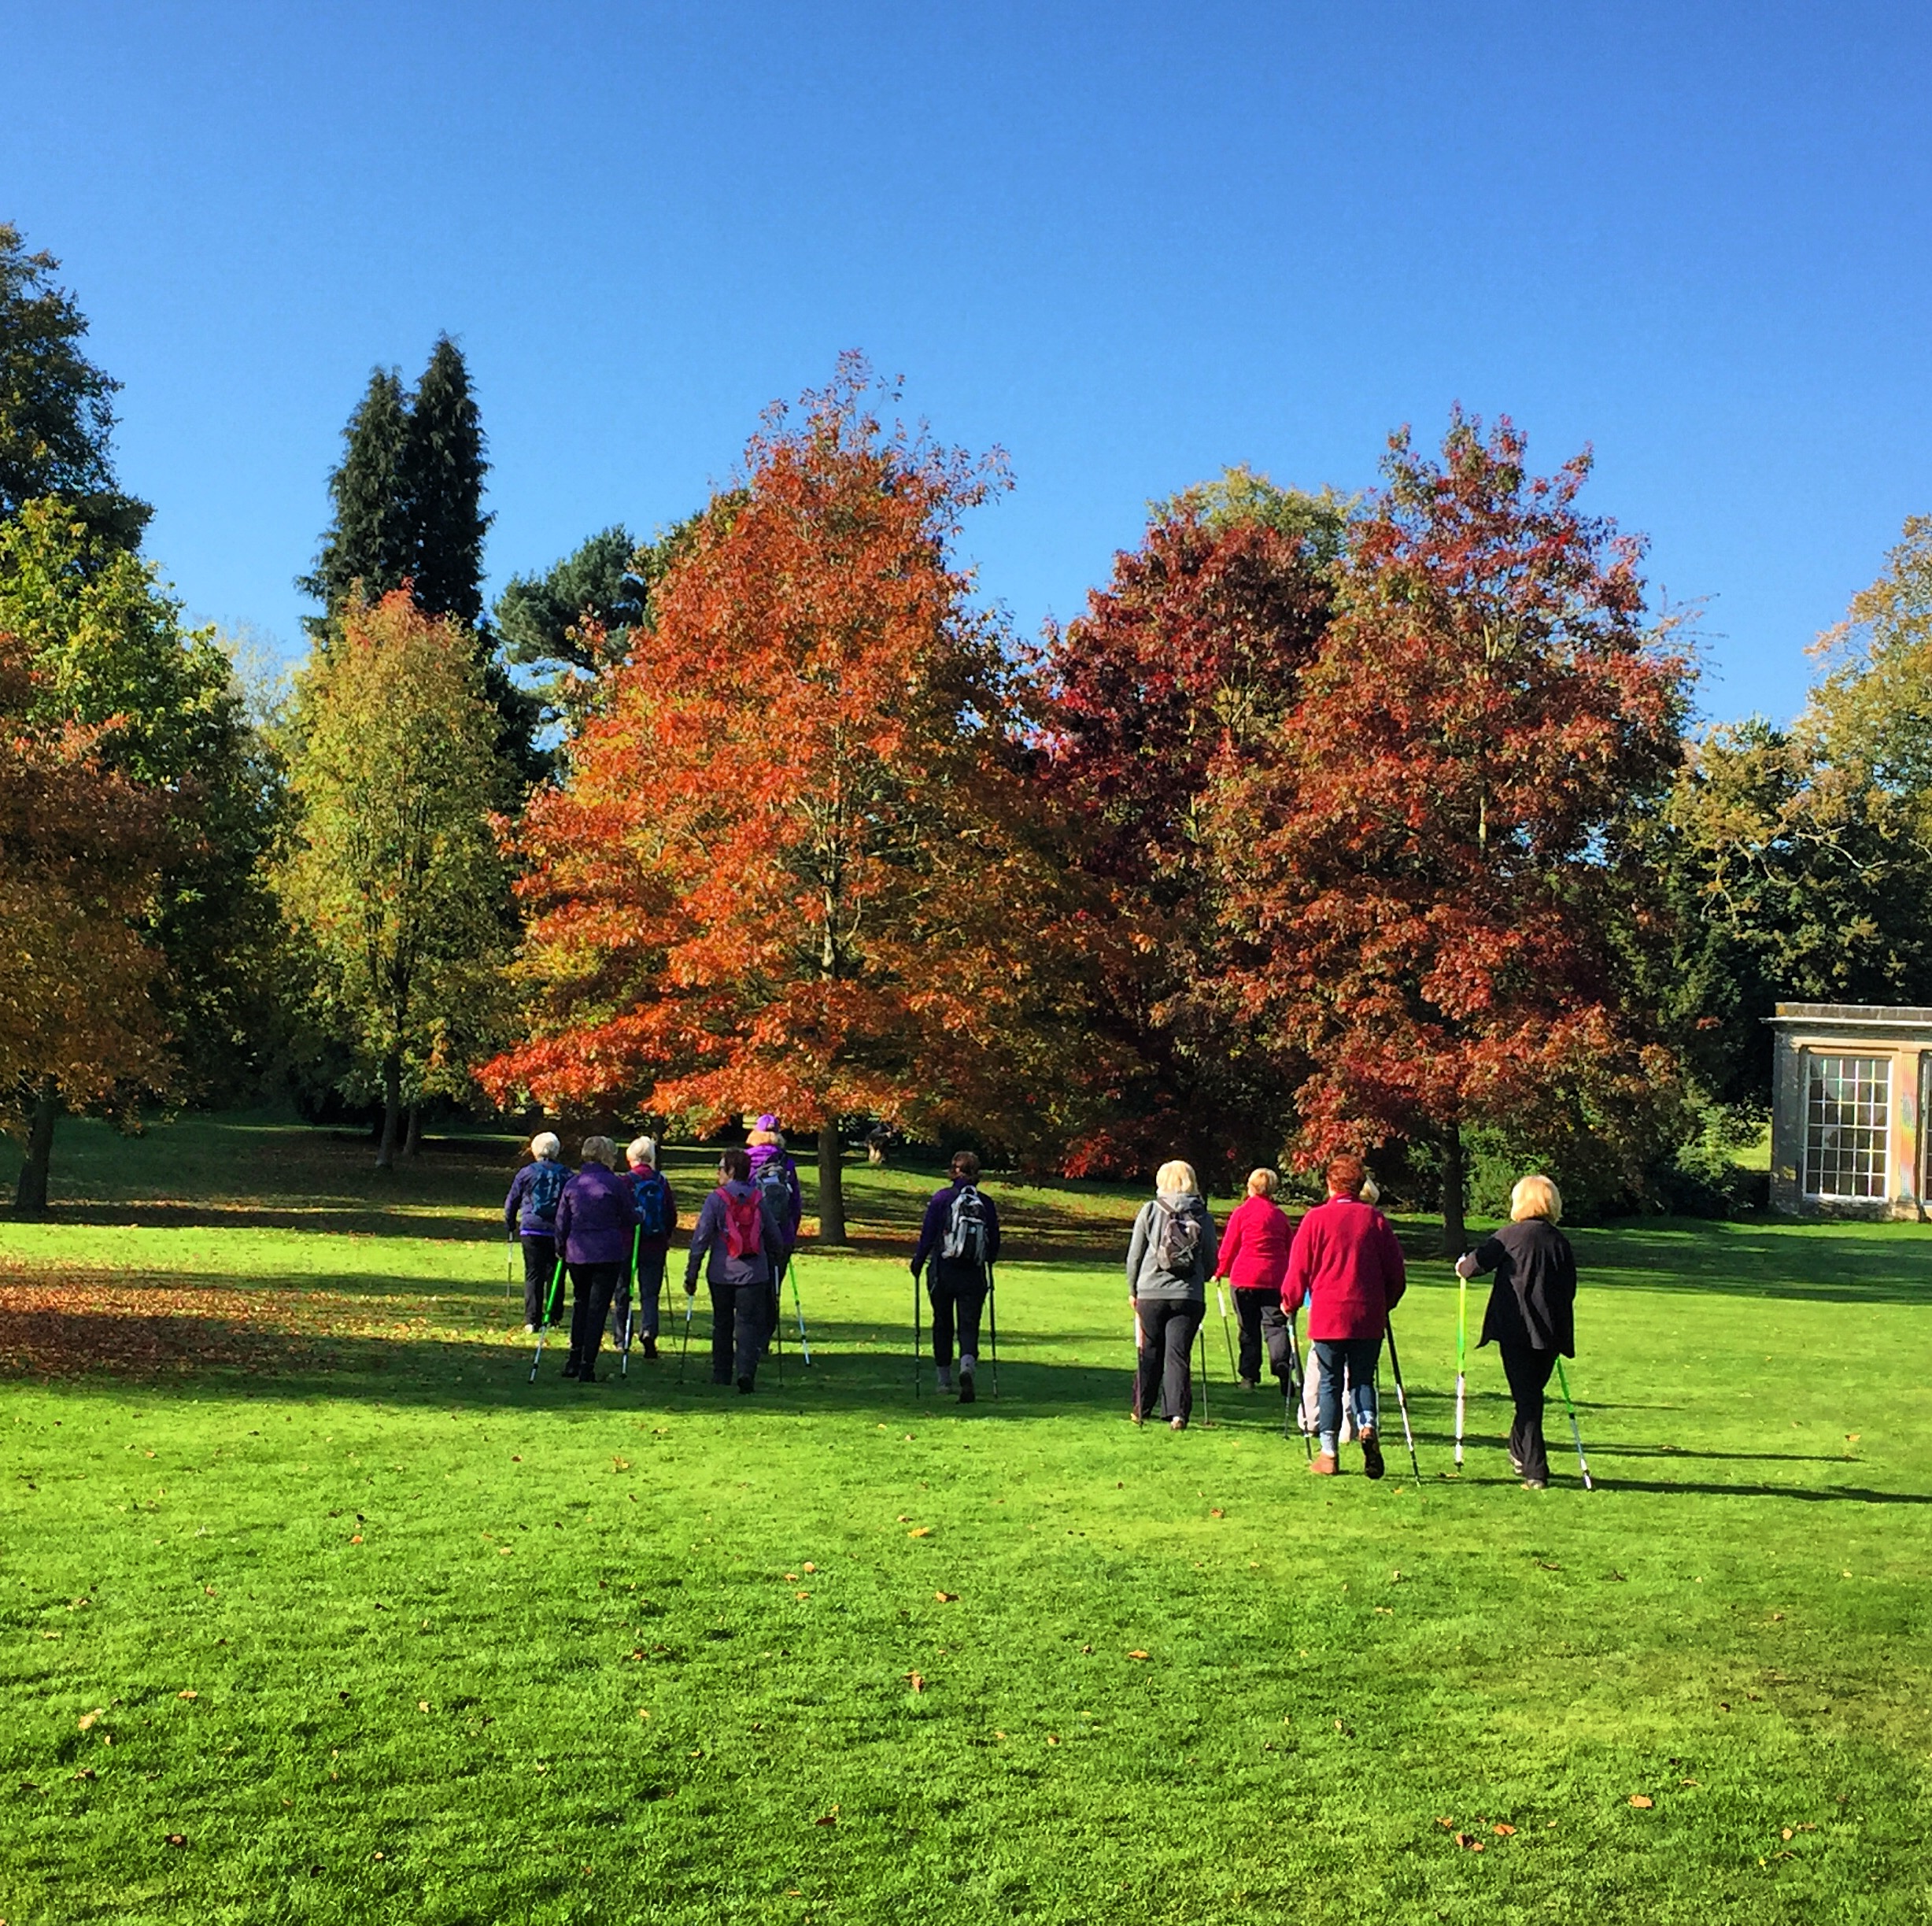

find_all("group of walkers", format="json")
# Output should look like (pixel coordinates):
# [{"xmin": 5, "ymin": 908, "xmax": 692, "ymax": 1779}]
[
  {"xmin": 504, "ymin": 1122, "xmax": 1582, "ymax": 1487},
  {"xmin": 504, "ymin": 1116, "xmax": 803, "ymax": 1390},
  {"xmin": 1123, "ymin": 1152, "xmax": 1579, "ymax": 1488}
]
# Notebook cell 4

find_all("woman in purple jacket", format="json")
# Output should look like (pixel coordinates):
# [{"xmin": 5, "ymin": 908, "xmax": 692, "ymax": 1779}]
[{"xmin": 552, "ymin": 1136, "xmax": 640, "ymax": 1384}]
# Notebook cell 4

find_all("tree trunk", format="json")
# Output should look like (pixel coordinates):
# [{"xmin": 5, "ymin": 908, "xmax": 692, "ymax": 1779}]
[
  {"xmin": 816, "ymin": 1120, "xmax": 847, "ymax": 1245},
  {"xmin": 1440, "ymin": 1118, "xmax": 1467, "ymax": 1255},
  {"xmin": 404, "ymin": 1103, "xmax": 423, "ymax": 1158},
  {"xmin": 376, "ymin": 1053, "xmax": 403, "ymax": 1170},
  {"xmin": 13, "ymin": 1088, "xmax": 60, "ymax": 1218}
]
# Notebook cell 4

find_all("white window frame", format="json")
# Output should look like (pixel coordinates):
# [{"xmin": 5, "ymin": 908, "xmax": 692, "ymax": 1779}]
[{"xmin": 1803, "ymin": 1053, "xmax": 1891, "ymax": 1202}]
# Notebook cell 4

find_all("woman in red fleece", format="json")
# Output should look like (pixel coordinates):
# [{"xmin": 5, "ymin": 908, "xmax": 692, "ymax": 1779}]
[
  {"xmin": 1212, "ymin": 1168, "xmax": 1295, "ymax": 1393},
  {"xmin": 1282, "ymin": 1154, "xmax": 1406, "ymax": 1477}
]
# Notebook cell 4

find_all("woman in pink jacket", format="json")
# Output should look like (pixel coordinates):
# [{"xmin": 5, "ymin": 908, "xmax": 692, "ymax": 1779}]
[{"xmin": 1212, "ymin": 1168, "xmax": 1296, "ymax": 1396}]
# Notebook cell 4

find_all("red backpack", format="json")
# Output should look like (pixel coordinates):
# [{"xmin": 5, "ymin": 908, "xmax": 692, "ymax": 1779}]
[{"xmin": 718, "ymin": 1186, "xmax": 763, "ymax": 1262}]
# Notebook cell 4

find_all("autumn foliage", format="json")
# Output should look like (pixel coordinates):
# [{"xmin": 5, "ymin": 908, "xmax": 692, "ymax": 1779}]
[
  {"xmin": 482, "ymin": 360, "xmax": 1102, "ymax": 1237},
  {"xmin": 1208, "ymin": 415, "xmax": 1690, "ymax": 1239}
]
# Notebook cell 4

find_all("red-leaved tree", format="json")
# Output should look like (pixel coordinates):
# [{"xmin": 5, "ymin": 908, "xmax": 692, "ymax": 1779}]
[
  {"xmin": 1210, "ymin": 415, "xmax": 1691, "ymax": 1245},
  {"xmin": 481, "ymin": 358, "xmax": 1103, "ymax": 1239},
  {"xmin": 1041, "ymin": 476, "xmax": 1340, "ymax": 1184}
]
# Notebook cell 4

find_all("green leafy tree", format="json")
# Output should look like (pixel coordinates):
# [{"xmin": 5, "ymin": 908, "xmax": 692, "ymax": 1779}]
[
  {"xmin": 277, "ymin": 591, "xmax": 512, "ymax": 1170},
  {"xmin": 0, "ymin": 223, "xmax": 150, "ymax": 553},
  {"xmin": 0, "ymin": 499, "xmax": 279, "ymax": 1210}
]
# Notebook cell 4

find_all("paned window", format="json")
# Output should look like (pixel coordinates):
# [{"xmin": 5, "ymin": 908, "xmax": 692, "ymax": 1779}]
[{"xmin": 1805, "ymin": 1055, "xmax": 1890, "ymax": 1200}]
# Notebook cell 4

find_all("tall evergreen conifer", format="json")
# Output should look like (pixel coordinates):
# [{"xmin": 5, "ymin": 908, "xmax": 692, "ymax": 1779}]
[
  {"xmin": 403, "ymin": 336, "xmax": 489, "ymax": 627},
  {"xmin": 297, "ymin": 368, "xmax": 412, "ymax": 635}
]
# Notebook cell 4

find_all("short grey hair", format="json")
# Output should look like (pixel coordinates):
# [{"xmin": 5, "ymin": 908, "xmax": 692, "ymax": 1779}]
[
  {"xmin": 626, "ymin": 1135, "xmax": 657, "ymax": 1167},
  {"xmin": 530, "ymin": 1132, "xmax": 562, "ymax": 1161},
  {"xmin": 578, "ymin": 1135, "xmax": 617, "ymax": 1169}
]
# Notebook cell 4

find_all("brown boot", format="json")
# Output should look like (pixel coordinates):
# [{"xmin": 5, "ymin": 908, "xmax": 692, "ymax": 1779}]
[
  {"xmin": 1360, "ymin": 1429, "xmax": 1385, "ymax": 1481},
  {"xmin": 1309, "ymin": 1451, "xmax": 1339, "ymax": 1475}
]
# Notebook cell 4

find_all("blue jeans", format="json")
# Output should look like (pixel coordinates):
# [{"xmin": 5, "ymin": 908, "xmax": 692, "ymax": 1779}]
[
  {"xmin": 1313, "ymin": 1337, "xmax": 1382, "ymax": 1446},
  {"xmin": 615, "ymin": 1248, "xmax": 667, "ymax": 1340}
]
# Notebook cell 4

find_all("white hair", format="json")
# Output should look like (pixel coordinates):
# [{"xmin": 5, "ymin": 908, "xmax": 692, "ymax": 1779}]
[
  {"xmin": 530, "ymin": 1132, "xmax": 562, "ymax": 1161},
  {"xmin": 626, "ymin": 1136, "xmax": 657, "ymax": 1167}
]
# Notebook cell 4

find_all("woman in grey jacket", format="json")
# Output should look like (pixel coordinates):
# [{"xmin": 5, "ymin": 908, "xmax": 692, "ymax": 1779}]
[{"xmin": 1126, "ymin": 1159, "xmax": 1217, "ymax": 1430}]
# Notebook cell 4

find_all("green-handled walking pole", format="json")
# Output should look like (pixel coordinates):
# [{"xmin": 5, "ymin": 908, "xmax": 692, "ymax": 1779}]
[
  {"xmin": 1284, "ymin": 1314, "xmax": 1313, "ymax": 1459},
  {"xmin": 1215, "ymin": 1284, "xmax": 1238, "ymax": 1381},
  {"xmin": 529, "ymin": 1259, "xmax": 565, "ymax": 1383},
  {"xmin": 786, "ymin": 1253, "xmax": 811, "ymax": 1363},
  {"xmin": 677, "ymin": 1283, "xmax": 696, "ymax": 1384},
  {"xmin": 1553, "ymin": 1357, "xmax": 1594, "ymax": 1489},
  {"xmin": 1454, "ymin": 1269, "xmax": 1468, "ymax": 1469}
]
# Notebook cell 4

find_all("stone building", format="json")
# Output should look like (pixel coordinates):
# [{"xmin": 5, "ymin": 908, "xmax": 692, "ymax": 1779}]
[{"xmin": 1768, "ymin": 1003, "xmax": 1932, "ymax": 1218}]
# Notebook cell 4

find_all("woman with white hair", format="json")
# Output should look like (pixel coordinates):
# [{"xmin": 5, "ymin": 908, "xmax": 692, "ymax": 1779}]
[
  {"xmin": 503, "ymin": 1131, "xmax": 571, "ymax": 1333},
  {"xmin": 1125, "ymin": 1159, "xmax": 1216, "ymax": 1431},
  {"xmin": 1455, "ymin": 1174, "xmax": 1578, "ymax": 1490}
]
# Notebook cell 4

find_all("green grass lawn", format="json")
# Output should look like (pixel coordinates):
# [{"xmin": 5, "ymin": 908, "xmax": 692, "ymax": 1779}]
[{"xmin": 2, "ymin": 1115, "xmax": 1929, "ymax": 1924}]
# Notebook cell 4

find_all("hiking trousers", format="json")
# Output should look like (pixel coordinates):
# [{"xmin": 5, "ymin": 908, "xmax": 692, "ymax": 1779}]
[
  {"xmin": 928, "ymin": 1260, "xmax": 989, "ymax": 1368},
  {"xmin": 1498, "ymin": 1341, "xmax": 1557, "ymax": 1484},
  {"xmin": 1232, "ymin": 1286, "xmax": 1295, "ymax": 1385},
  {"xmin": 710, "ymin": 1277, "xmax": 770, "ymax": 1385},
  {"xmin": 1135, "ymin": 1297, "xmax": 1204, "ymax": 1425},
  {"xmin": 568, "ymin": 1261, "xmax": 624, "ymax": 1376},
  {"xmin": 522, "ymin": 1234, "xmax": 559, "ymax": 1326},
  {"xmin": 616, "ymin": 1247, "xmax": 667, "ymax": 1341}
]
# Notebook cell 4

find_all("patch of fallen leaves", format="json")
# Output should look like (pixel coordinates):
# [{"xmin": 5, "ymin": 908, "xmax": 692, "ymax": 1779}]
[{"xmin": 0, "ymin": 1260, "xmax": 471, "ymax": 1378}]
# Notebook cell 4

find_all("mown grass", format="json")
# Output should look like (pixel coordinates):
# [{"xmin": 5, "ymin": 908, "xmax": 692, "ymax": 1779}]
[{"xmin": 2, "ymin": 1115, "xmax": 1929, "ymax": 1924}]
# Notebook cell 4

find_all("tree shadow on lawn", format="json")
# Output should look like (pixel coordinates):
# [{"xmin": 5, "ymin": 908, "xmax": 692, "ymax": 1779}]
[{"xmin": 1573, "ymin": 1222, "xmax": 1932, "ymax": 1305}]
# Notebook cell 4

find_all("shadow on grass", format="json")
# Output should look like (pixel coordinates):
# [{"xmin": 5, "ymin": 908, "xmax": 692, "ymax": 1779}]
[{"xmin": 1575, "ymin": 1222, "xmax": 1932, "ymax": 1305}]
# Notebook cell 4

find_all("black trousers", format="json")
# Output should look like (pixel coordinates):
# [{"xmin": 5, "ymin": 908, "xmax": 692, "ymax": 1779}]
[
  {"xmin": 568, "ymin": 1261, "xmax": 624, "ymax": 1375},
  {"xmin": 522, "ymin": 1235, "xmax": 560, "ymax": 1327},
  {"xmin": 1135, "ymin": 1298, "xmax": 1204, "ymax": 1425},
  {"xmin": 928, "ymin": 1260, "xmax": 989, "ymax": 1367},
  {"xmin": 1498, "ymin": 1342, "xmax": 1558, "ymax": 1483},
  {"xmin": 1232, "ymin": 1287, "xmax": 1295, "ymax": 1385},
  {"xmin": 711, "ymin": 1277, "xmax": 772, "ymax": 1385}
]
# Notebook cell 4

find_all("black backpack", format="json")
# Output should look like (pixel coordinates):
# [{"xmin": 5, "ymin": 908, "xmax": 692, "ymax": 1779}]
[
  {"xmin": 1154, "ymin": 1200, "xmax": 1202, "ymax": 1277},
  {"xmin": 942, "ymin": 1185, "xmax": 989, "ymax": 1265},
  {"xmin": 755, "ymin": 1161, "xmax": 792, "ymax": 1235},
  {"xmin": 526, "ymin": 1161, "xmax": 567, "ymax": 1225}
]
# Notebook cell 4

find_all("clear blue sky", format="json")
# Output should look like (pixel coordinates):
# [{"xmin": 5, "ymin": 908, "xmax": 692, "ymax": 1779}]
[{"xmin": 6, "ymin": 1, "xmax": 1928, "ymax": 722}]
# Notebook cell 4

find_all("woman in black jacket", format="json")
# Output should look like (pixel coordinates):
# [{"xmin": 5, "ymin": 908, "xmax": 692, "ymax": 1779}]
[{"xmin": 1455, "ymin": 1173, "xmax": 1577, "ymax": 1489}]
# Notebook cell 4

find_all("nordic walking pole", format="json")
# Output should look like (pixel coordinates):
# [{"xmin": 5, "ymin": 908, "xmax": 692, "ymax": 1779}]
[
  {"xmin": 621, "ymin": 1225, "xmax": 640, "ymax": 1380},
  {"xmin": 787, "ymin": 1253, "xmax": 811, "ymax": 1363},
  {"xmin": 505, "ymin": 1238, "xmax": 515, "ymax": 1305},
  {"xmin": 1553, "ymin": 1356, "xmax": 1594, "ymax": 1489},
  {"xmin": 1383, "ymin": 1318, "xmax": 1422, "ymax": 1481},
  {"xmin": 774, "ymin": 1272, "xmax": 785, "ymax": 1387},
  {"xmin": 1196, "ymin": 1318, "xmax": 1210, "ymax": 1426},
  {"xmin": 913, "ymin": 1261, "xmax": 923, "ymax": 1399},
  {"xmin": 1454, "ymin": 1266, "xmax": 1468, "ymax": 1469},
  {"xmin": 1215, "ymin": 1283, "xmax": 1238, "ymax": 1381},
  {"xmin": 677, "ymin": 1285, "xmax": 696, "ymax": 1385},
  {"xmin": 1284, "ymin": 1315, "xmax": 1313, "ymax": 1459},
  {"xmin": 529, "ymin": 1258, "xmax": 565, "ymax": 1383},
  {"xmin": 987, "ymin": 1262, "xmax": 1000, "ymax": 1398}
]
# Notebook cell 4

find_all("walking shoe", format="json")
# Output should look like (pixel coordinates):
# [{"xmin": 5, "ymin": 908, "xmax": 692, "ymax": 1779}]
[
  {"xmin": 643, "ymin": 1335, "xmax": 659, "ymax": 1360},
  {"xmin": 736, "ymin": 1375, "xmax": 755, "ymax": 1394},
  {"xmin": 959, "ymin": 1367, "xmax": 977, "ymax": 1404},
  {"xmin": 524, "ymin": 1322, "xmax": 537, "ymax": 1334},
  {"xmin": 1238, "ymin": 1374, "xmax": 1259, "ymax": 1391},
  {"xmin": 1169, "ymin": 1415, "xmax": 1187, "ymax": 1432},
  {"xmin": 935, "ymin": 1366, "xmax": 954, "ymax": 1392},
  {"xmin": 1309, "ymin": 1451, "xmax": 1339, "ymax": 1475},
  {"xmin": 560, "ymin": 1355, "xmax": 581, "ymax": 1380},
  {"xmin": 1521, "ymin": 1477, "xmax": 1548, "ymax": 1491},
  {"xmin": 1359, "ymin": 1429, "xmax": 1385, "ymax": 1481},
  {"xmin": 1509, "ymin": 1451, "xmax": 1525, "ymax": 1477}
]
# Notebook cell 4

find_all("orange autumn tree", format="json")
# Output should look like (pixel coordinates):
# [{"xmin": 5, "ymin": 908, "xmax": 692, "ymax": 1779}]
[{"xmin": 482, "ymin": 359, "xmax": 1101, "ymax": 1240}]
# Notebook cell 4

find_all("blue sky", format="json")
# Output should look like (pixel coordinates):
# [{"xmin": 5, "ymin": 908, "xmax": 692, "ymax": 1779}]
[{"xmin": 6, "ymin": 0, "xmax": 1927, "ymax": 722}]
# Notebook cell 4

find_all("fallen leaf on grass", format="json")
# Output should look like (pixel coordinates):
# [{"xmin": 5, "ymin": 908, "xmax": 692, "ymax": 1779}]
[
  {"xmin": 1452, "ymin": 1832, "xmax": 1483, "ymax": 1852},
  {"xmin": 611, "ymin": 1457, "xmax": 630, "ymax": 1472},
  {"xmin": 73, "ymin": 1768, "xmax": 96, "ymax": 1781},
  {"xmin": 1334, "ymin": 1720, "xmax": 1354, "ymax": 1736},
  {"xmin": 784, "ymin": 1573, "xmax": 799, "ymax": 1582},
  {"xmin": 1435, "ymin": 1817, "xmax": 1454, "ymax": 1829},
  {"xmin": 934, "ymin": 1591, "xmax": 958, "ymax": 1603},
  {"xmin": 176, "ymin": 1691, "xmax": 198, "ymax": 1702},
  {"xmin": 164, "ymin": 1833, "xmax": 188, "ymax": 1848},
  {"xmin": 1127, "ymin": 1650, "xmax": 1148, "ymax": 1661},
  {"xmin": 1629, "ymin": 1795, "xmax": 1654, "ymax": 1809},
  {"xmin": 77, "ymin": 1712, "xmax": 100, "ymax": 1731},
  {"xmin": 1493, "ymin": 1823, "xmax": 1516, "ymax": 1835},
  {"xmin": 905, "ymin": 1673, "xmax": 925, "ymax": 1692},
  {"xmin": 417, "ymin": 1701, "xmax": 430, "ymax": 1713},
  {"xmin": 907, "ymin": 1527, "xmax": 932, "ymax": 1539},
  {"xmin": 1209, "ymin": 1507, "xmax": 1225, "ymax": 1518},
  {"xmin": 795, "ymin": 1591, "xmax": 811, "ymax": 1602},
  {"xmin": 349, "ymin": 1535, "xmax": 363, "ymax": 1545},
  {"xmin": 1046, "ymin": 1734, "xmax": 1060, "ymax": 1746},
  {"xmin": 813, "ymin": 1806, "xmax": 840, "ymax": 1826},
  {"xmin": 802, "ymin": 1562, "xmax": 816, "ymax": 1573}
]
